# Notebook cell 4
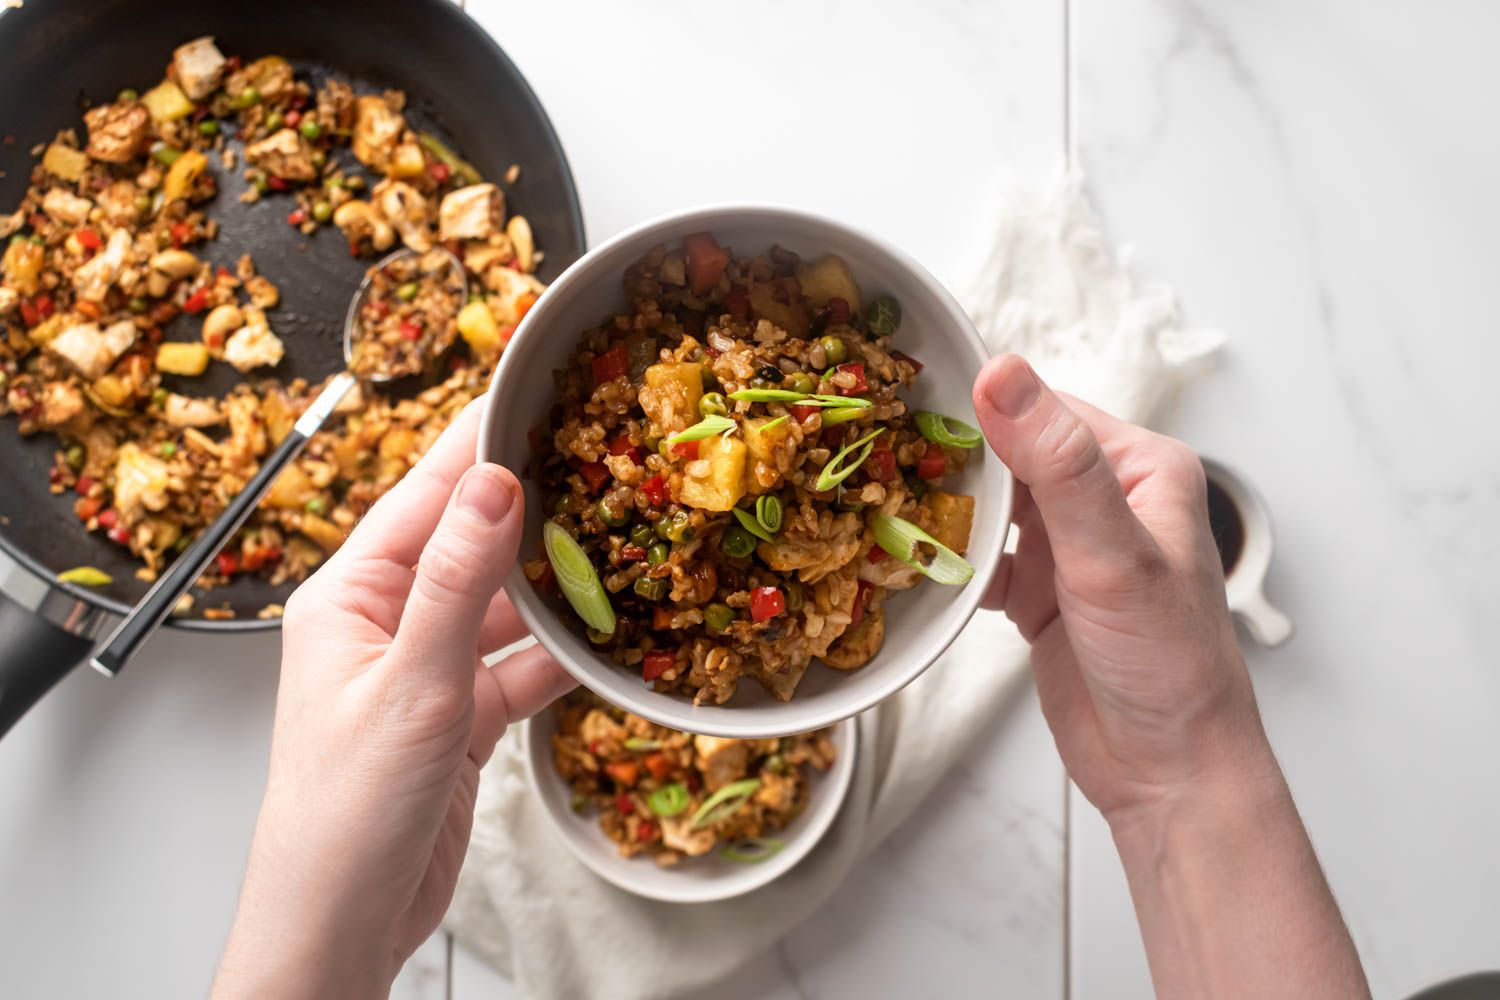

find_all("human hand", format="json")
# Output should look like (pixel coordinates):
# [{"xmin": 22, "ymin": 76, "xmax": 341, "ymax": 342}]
[
  {"xmin": 213, "ymin": 399, "xmax": 574, "ymax": 999},
  {"xmin": 972, "ymin": 355, "xmax": 1276, "ymax": 827}
]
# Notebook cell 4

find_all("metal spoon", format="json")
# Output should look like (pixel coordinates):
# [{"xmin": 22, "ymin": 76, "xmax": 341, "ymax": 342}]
[{"xmin": 90, "ymin": 247, "xmax": 467, "ymax": 677}]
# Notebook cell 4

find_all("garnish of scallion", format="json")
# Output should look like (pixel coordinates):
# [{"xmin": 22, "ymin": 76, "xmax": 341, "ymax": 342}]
[
  {"xmin": 542, "ymin": 521, "xmax": 617, "ymax": 633},
  {"xmin": 721, "ymin": 837, "xmax": 786, "ymax": 864},
  {"xmin": 814, "ymin": 428, "xmax": 884, "ymax": 492},
  {"xmin": 623, "ymin": 737, "xmax": 663, "ymax": 751},
  {"xmin": 729, "ymin": 389, "xmax": 871, "ymax": 410},
  {"xmin": 755, "ymin": 494, "xmax": 782, "ymax": 534},
  {"xmin": 914, "ymin": 410, "xmax": 983, "ymax": 449},
  {"xmin": 869, "ymin": 513, "xmax": 975, "ymax": 585},
  {"xmin": 732, "ymin": 506, "xmax": 774, "ymax": 542},
  {"xmin": 689, "ymin": 777, "xmax": 761, "ymax": 830},
  {"xmin": 667, "ymin": 414, "xmax": 736, "ymax": 443},
  {"xmin": 647, "ymin": 782, "xmax": 690, "ymax": 818}
]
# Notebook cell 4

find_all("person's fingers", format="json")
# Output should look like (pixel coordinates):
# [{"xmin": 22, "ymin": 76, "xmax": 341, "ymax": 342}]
[
  {"xmin": 469, "ymin": 643, "xmax": 576, "ymax": 766},
  {"xmin": 383, "ymin": 463, "xmax": 523, "ymax": 691},
  {"xmin": 477, "ymin": 589, "xmax": 530, "ymax": 656},
  {"xmin": 973, "ymin": 355, "xmax": 1165, "ymax": 593},
  {"xmin": 1002, "ymin": 510, "xmax": 1061, "ymax": 640}
]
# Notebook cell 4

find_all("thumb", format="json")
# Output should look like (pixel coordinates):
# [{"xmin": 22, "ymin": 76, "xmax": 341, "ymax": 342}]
[
  {"xmin": 972, "ymin": 355, "xmax": 1160, "ymax": 586},
  {"xmin": 386, "ymin": 463, "xmax": 524, "ymax": 690}
]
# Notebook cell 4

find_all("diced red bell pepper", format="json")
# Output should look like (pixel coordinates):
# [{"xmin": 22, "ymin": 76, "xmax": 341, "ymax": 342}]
[
  {"xmin": 642, "ymin": 649, "xmax": 675, "ymax": 681},
  {"xmin": 824, "ymin": 297, "xmax": 851, "ymax": 326},
  {"xmin": 75, "ymin": 299, "xmax": 102, "ymax": 320},
  {"xmin": 867, "ymin": 544, "xmax": 887, "ymax": 564},
  {"xmin": 170, "ymin": 222, "xmax": 193, "ymax": 246},
  {"xmin": 891, "ymin": 350, "xmax": 923, "ymax": 373},
  {"xmin": 722, "ymin": 287, "xmax": 750, "ymax": 321},
  {"xmin": 216, "ymin": 552, "xmax": 239, "ymax": 575},
  {"xmin": 917, "ymin": 444, "xmax": 946, "ymax": 480},
  {"xmin": 608, "ymin": 434, "xmax": 643, "ymax": 463},
  {"xmin": 49, "ymin": 466, "xmax": 63, "ymax": 486},
  {"xmin": 639, "ymin": 473, "xmax": 668, "ymax": 506},
  {"xmin": 635, "ymin": 820, "xmax": 658, "ymax": 843},
  {"xmin": 74, "ymin": 496, "xmax": 104, "ymax": 522},
  {"xmin": 671, "ymin": 440, "xmax": 699, "ymax": 460},
  {"xmin": 605, "ymin": 760, "xmax": 639, "ymax": 787},
  {"xmin": 498, "ymin": 324, "xmax": 517, "ymax": 343},
  {"xmin": 216, "ymin": 266, "xmax": 233, "ymax": 280},
  {"xmin": 372, "ymin": 299, "xmax": 391, "ymax": 319},
  {"xmin": 75, "ymin": 474, "xmax": 95, "ymax": 496},
  {"xmin": 427, "ymin": 161, "xmax": 452, "ymax": 184},
  {"xmin": 266, "ymin": 175, "xmax": 289, "ymax": 191},
  {"xmin": 241, "ymin": 544, "xmax": 282, "ymax": 571},
  {"xmin": 96, "ymin": 508, "xmax": 118, "ymax": 530},
  {"xmin": 685, "ymin": 772, "xmax": 701, "ymax": 793},
  {"xmin": 836, "ymin": 362, "xmax": 868, "ymax": 395},
  {"xmin": 621, "ymin": 545, "xmax": 647, "ymax": 562},
  {"xmin": 749, "ymin": 586, "xmax": 786, "ymax": 623},
  {"xmin": 591, "ymin": 343, "xmax": 628, "ymax": 385},
  {"xmin": 108, "ymin": 526, "xmax": 131, "ymax": 545},
  {"xmin": 643, "ymin": 752, "xmax": 672, "ymax": 782},
  {"xmin": 578, "ymin": 461, "xmax": 611, "ymax": 492},
  {"xmin": 851, "ymin": 580, "xmax": 875, "ymax": 626},
  {"xmin": 284, "ymin": 109, "xmax": 301, "ymax": 128},
  {"xmin": 791, "ymin": 404, "xmax": 820, "ymax": 424},
  {"xmin": 652, "ymin": 607, "xmax": 675, "ymax": 630},
  {"xmin": 614, "ymin": 794, "xmax": 634, "ymax": 815},
  {"xmin": 870, "ymin": 443, "xmax": 898, "ymax": 483},
  {"xmin": 286, "ymin": 208, "xmax": 306, "ymax": 226},
  {"xmin": 19, "ymin": 299, "xmax": 40, "ymax": 327},
  {"xmin": 35, "ymin": 295, "xmax": 56, "ymax": 321},
  {"xmin": 682, "ymin": 232, "xmax": 730, "ymax": 295},
  {"xmin": 150, "ymin": 301, "xmax": 178, "ymax": 325},
  {"xmin": 76, "ymin": 228, "xmax": 101, "ymax": 251},
  {"xmin": 182, "ymin": 288, "xmax": 210, "ymax": 314},
  {"xmin": 514, "ymin": 292, "xmax": 539, "ymax": 321},
  {"xmin": 398, "ymin": 320, "xmax": 423, "ymax": 341},
  {"xmin": 224, "ymin": 55, "xmax": 242, "ymax": 72}
]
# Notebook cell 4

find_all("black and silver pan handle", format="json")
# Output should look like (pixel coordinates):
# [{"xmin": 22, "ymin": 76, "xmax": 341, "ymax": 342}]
[{"xmin": 90, "ymin": 372, "xmax": 357, "ymax": 678}]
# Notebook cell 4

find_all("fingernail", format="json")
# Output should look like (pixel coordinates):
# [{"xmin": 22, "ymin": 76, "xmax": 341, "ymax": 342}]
[
  {"xmin": 456, "ymin": 464, "xmax": 515, "ymax": 524},
  {"xmin": 986, "ymin": 358, "xmax": 1042, "ymax": 418}
]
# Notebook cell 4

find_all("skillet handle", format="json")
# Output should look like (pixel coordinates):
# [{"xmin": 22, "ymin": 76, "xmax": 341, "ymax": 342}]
[
  {"xmin": 90, "ymin": 373, "xmax": 357, "ymax": 677},
  {"xmin": 0, "ymin": 589, "xmax": 94, "ymax": 737}
]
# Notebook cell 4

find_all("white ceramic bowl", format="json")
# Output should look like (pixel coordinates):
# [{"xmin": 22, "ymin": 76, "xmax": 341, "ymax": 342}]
[
  {"xmin": 480, "ymin": 205, "xmax": 1012, "ymax": 738},
  {"xmin": 524, "ymin": 709, "xmax": 858, "ymax": 904}
]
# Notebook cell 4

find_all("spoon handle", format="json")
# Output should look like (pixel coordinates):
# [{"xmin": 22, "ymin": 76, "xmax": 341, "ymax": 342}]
[{"xmin": 90, "ymin": 372, "xmax": 357, "ymax": 678}]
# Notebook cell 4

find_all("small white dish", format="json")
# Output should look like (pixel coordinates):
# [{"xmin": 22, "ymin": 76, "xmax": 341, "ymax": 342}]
[
  {"xmin": 524, "ymin": 709, "xmax": 858, "ymax": 904},
  {"xmin": 480, "ymin": 204, "xmax": 1012, "ymax": 738},
  {"xmin": 1201, "ymin": 457, "xmax": 1293, "ymax": 647}
]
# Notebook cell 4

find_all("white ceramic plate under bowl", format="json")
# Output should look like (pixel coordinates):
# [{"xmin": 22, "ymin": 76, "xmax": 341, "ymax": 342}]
[
  {"xmin": 524, "ymin": 709, "xmax": 858, "ymax": 904},
  {"xmin": 481, "ymin": 205, "xmax": 1012, "ymax": 739}
]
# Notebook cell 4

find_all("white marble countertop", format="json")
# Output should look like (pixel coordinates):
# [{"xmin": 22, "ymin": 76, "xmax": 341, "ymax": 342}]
[{"xmin": 3, "ymin": 2, "xmax": 1497, "ymax": 998}]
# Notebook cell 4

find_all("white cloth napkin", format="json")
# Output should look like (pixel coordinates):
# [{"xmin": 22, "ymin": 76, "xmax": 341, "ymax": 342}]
[{"xmin": 446, "ymin": 170, "xmax": 1223, "ymax": 999}]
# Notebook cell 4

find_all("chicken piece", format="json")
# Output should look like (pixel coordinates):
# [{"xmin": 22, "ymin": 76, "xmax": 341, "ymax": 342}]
[
  {"xmin": 437, "ymin": 183, "xmax": 498, "ymax": 242},
  {"xmin": 41, "ymin": 189, "xmax": 93, "ymax": 226},
  {"xmin": 579, "ymin": 709, "xmax": 627, "ymax": 752},
  {"xmin": 316, "ymin": 80, "xmax": 356, "ymax": 135},
  {"xmin": 693, "ymin": 735, "xmax": 749, "ymax": 791},
  {"xmin": 45, "ymin": 319, "xmax": 136, "ymax": 379},
  {"xmin": 244, "ymin": 275, "xmax": 279, "ymax": 309},
  {"xmin": 371, "ymin": 179, "xmax": 432, "ymax": 252},
  {"xmin": 36, "ymin": 381, "xmax": 86, "ymax": 430},
  {"xmin": 757, "ymin": 509, "xmax": 863, "ymax": 584},
  {"xmin": 72, "ymin": 228, "xmax": 132, "ymax": 301},
  {"xmin": 821, "ymin": 605, "xmax": 885, "ymax": 671},
  {"xmin": 659, "ymin": 815, "xmax": 715, "ymax": 857},
  {"xmin": 171, "ymin": 36, "xmax": 227, "ymax": 101},
  {"xmin": 112, "ymin": 443, "xmax": 170, "ymax": 523},
  {"xmin": 223, "ymin": 310, "xmax": 285, "ymax": 372},
  {"xmin": 84, "ymin": 101, "xmax": 149, "ymax": 163},
  {"xmin": 97, "ymin": 181, "xmax": 144, "ymax": 226},
  {"xmin": 352, "ymin": 95, "xmax": 405, "ymax": 172},
  {"xmin": 222, "ymin": 393, "xmax": 267, "ymax": 468},
  {"xmin": 245, "ymin": 128, "xmax": 316, "ymax": 182},
  {"xmin": 857, "ymin": 550, "xmax": 922, "ymax": 590},
  {"xmin": 754, "ymin": 770, "xmax": 798, "ymax": 812},
  {"xmin": 163, "ymin": 393, "xmax": 224, "ymax": 428},
  {"xmin": 0, "ymin": 287, "xmax": 17, "ymax": 317}
]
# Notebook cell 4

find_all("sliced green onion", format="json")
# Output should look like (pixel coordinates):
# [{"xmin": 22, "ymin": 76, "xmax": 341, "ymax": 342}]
[
  {"xmin": 666, "ymin": 414, "xmax": 735, "ymax": 444},
  {"xmin": 808, "ymin": 394, "xmax": 873, "ymax": 409},
  {"xmin": 722, "ymin": 837, "xmax": 786, "ymax": 864},
  {"xmin": 814, "ymin": 428, "xmax": 884, "ymax": 492},
  {"xmin": 755, "ymin": 494, "xmax": 782, "ymax": 534},
  {"xmin": 58, "ymin": 566, "xmax": 112, "ymax": 587},
  {"xmin": 728, "ymin": 389, "xmax": 871, "ymax": 409},
  {"xmin": 731, "ymin": 506, "xmax": 774, "ymax": 542},
  {"xmin": 728, "ymin": 388, "xmax": 805, "ymax": 403},
  {"xmin": 820, "ymin": 405, "xmax": 868, "ymax": 426},
  {"xmin": 914, "ymin": 410, "xmax": 983, "ymax": 449},
  {"xmin": 633, "ymin": 576, "xmax": 668, "ymax": 602},
  {"xmin": 870, "ymin": 512, "xmax": 975, "ymax": 585},
  {"xmin": 624, "ymin": 737, "xmax": 663, "ymax": 751},
  {"xmin": 755, "ymin": 414, "xmax": 790, "ymax": 433},
  {"xmin": 648, "ymin": 782, "xmax": 690, "ymax": 817},
  {"xmin": 543, "ymin": 521, "xmax": 616, "ymax": 633},
  {"xmin": 416, "ymin": 131, "xmax": 483, "ymax": 185},
  {"xmin": 690, "ymin": 777, "xmax": 761, "ymax": 830}
]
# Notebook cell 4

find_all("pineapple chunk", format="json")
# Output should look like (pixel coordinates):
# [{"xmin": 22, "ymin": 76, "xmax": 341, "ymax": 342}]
[
  {"xmin": 388, "ymin": 141, "xmax": 427, "ymax": 179},
  {"xmin": 155, "ymin": 341, "xmax": 211, "ymax": 376},
  {"xmin": 641, "ymin": 362, "xmax": 704, "ymax": 434},
  {"xmin": 678, "ymin": 433, "xmax": 746, "ymax": 512},
  {"xmin": 299, "ymin": 513, "xmax": 346, "ymax": 552},
  {"xmin": 42, "ymin": 143, "xmax": 90, "ymax": 182},
  {"xmin": 795, "ymin": 254, "xmax": 862, "ymax": 312},
  {"xmin": 161, "ymin": 149, "xmax": 208, "ymax": 203},
  {"xmin": 924, "ymin": 491, "xmax": 975, "ymax": 556},
  {"xmin": 141, "ymin": 80, "xmax": 195, "ymax": 123},
  {"xmin": 265, "ymin": 463, "xmax": 315, "ymax": 509},
  {"xmin": 456, "ymin": 299, "xmax": 503, "ymax": 356},
  {"xmin": 743, "ymin": 416, "xmax": 791, "ymax": 495}
]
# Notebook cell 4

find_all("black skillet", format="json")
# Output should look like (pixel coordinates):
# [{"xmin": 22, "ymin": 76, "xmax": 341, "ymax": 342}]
[{"xmin": 0, "ymin": 0, "xmax": 586, "ymax": 736}]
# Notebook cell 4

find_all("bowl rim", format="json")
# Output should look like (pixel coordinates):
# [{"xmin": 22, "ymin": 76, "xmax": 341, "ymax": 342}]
[
  {"xmin": 522, "ymin": 709, "xmax": 860, "ymax": 904},
  {"xmin": 480, "ymin": 203, "xmax": 1011, "ymax": 738}
]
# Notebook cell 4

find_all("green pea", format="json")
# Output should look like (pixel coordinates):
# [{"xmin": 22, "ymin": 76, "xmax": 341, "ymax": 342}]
[
  {"xmin": 553, "ymin": 494, "xmax": 574, "ymax": 516},
  {"xmin": 703, "ymin": 603, "xmax": 735, "ymax": 630},
  {"xmin": 198, "ymin": 119, "xmax": 220, "ymax": 137},
  {"xmin": 151, "ymin": 144, "xmax": 183, "ymax": 166},
  {"xmin": 264, "ymin": 111, "xmax": 284, "ymax": 132},
  {"xmin": 818, "ymin": 335, "xmax": 846, "ymax": 364},
  {"xmin": 150, "ymin": 387, "xmax": 169, "ymax": 407},
  {"xmin": 312, "ymin": 200, "xmax": 333, "ymax": 223},
  {"xmin": 234, "ymin": 86, "xmax": 261, "ymax": 109},
  {"xmin": 134, "ymin": 194, "xmax": 153, "ymax": 215},
  {"xmin": 720, "ymin": 524, "xmax": 756, "ymax": 558},
  {"xmin": 864, "ymin": 296, "xmax": 902, "ymax": 337},
  {"xmin": 633, "ymin": 576, "xmax": 668, "ymax": 602},
  {"xmin": 784, "ymin": 371, "xmax": 816, "ymax": 395},
  {"xmin": 310, "ymin": 149, "xmax": 327, "ymax": 170},
  {"xmin": 654, "ymin": 510, "xmax": 691, "ymax": 542},
  {"xmin": 646, "ymin": 542, "xmax": 669, "ymax": 566},
  {"xmin": 128, "ymin": 297, "xmax": 147, "ymax": 314},
  {"xmin": 304, "ymin": 496, "xmax": 328, "ymax": 516},
  {"xmin": 118, "ymin": 88, "xmax": 139, "ymax": 102},
  {"xmin": 784, "ymin": 580, "xmax": 805, "ymax": 613},
  {"xmin": 570, "ymin": 792, "xmax": 590, "ymax": 813},
  {"xmin": 159, "ymin": 442, "xmax": 177, "ymax": 458},
  {"xmin": 299, "ymin": 119, "xmax": 323, "ymax": 141},
  {"xmin": 630, "ymin": 524, "xmax": 655, "ymax": 549},
  {"xmin": 764, "ymin": 753, "xmax": 786, "ymax": 775},
  {"xmin": 65, "ymin": 444, "xmax": 86, "ymax": 470},
  {"xmin": 252, "ymin": 173, "xmax": 270, "ymax": 194},
  {"xmin": 397, "ymin": 282, "xmax": 419, "ymax": 302},
  {"xmin": 699, "ymin": 391, "xmax": 727, "ymax": 417},
  {"xmin": 596, "ymin": 497, "xmax": 629, "ymax": 527}
]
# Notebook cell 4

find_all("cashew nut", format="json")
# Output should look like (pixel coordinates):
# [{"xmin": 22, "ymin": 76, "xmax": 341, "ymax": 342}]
[
  {"xmin": 145, "ymin": 249, "xmax": 200, "ymax": 297},
  {"xmin": 372, "ymin": 180, "xmax": 432, "ymax": 252},
  {"xmin": 506, "ymin": 215, "xmax": 534, "ymax": 273},
  {"xmin": 331, "ymin": 200, "xmax": 395, "ymax": 252},
  {"xmin": 202, "ymin": 303, "xmax": 245, "ymax": 346}
]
